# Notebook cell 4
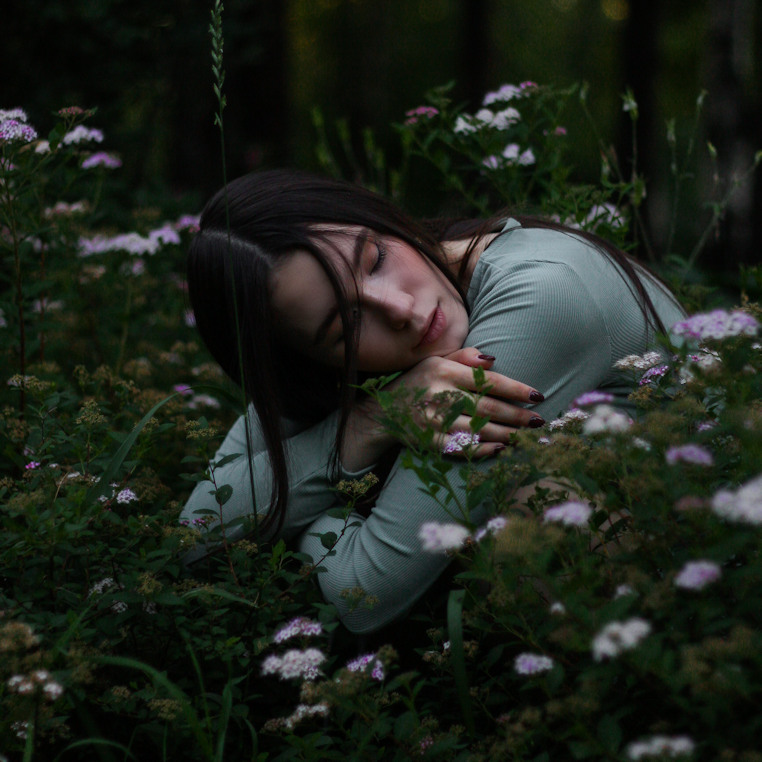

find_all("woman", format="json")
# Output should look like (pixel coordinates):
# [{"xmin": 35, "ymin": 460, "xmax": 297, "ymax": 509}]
[{"xmin": 181, "ymin": 168, "xmax": 684, "ymax": 634}]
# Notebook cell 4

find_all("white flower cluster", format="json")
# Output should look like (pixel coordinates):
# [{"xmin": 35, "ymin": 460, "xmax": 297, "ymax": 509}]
[
  {"xmin": 281, "ymin": 702, "xmax": 330, "ymax": 730},
  {"xmin": 583, "ymin": 404, "xmax": 632, "ymax": 435},
  {"xmin": 543, "ymin": 500, "xmax": 592, "ymax": 527},
  {"xmin": 560, "ymin": 202, "xmax": 627, "ymax": 232},
  {"xmin": 679, "ymin": 349, "xmax": 722, "ymax": 384},
  {"xmin": 473, "ymin": 516, "xmax": 508, "ymax": 542},
  {"xmin": 672, "ymin": 309, "xmax": 759, "ymax": 342},
  {"xmin": 273, "ymin": 617, "xmax": 323, "ymax": 644},
  {"xmin": 61, "ymin": 125, "xmax": 104, "ymax": 145},
  {"xmin": 711, "ymin": 473, "xmax": 762, "ymax": 525},
  {"xmin": 625, "ymin": 735, "xmax": 695, "ymax": 759},
  {"xmin": 7, "ymin": 670, "xmax": 64, "ymax": 701},
  {"xmin": 88, "ymin": 577, "xmax": 128, "ymax": 613},
  {"xmin": 418, "ymin": 522, "xmax": 469, "ymax": 553},
  {"xmin": 548, "ymin": 408, "xmax": 590, "ymax": 431},
  {"xmin": 514, "ymin": 652, "xmax": 554, "ymax": 675},
  {"xmin": 261, "ymin": 648, "xmax": 325, "ymax": 681},
  {"xmin": 674, "ymin": 560, "xmax": 722, "ymax": 591},
  {"xmin": 79, "ymin": 224, "xmax": 181, "ymax": 257},
  {"xmin": 44, "ymin": 200, "xmax": 88, "ymax": 217},
  {"xmin": 592, "ymin": 617, "xmax": 651, "ymax": 661},
  {"xmin": 613, "ymin": 350, "xmax": 664, "ymax": 372}
]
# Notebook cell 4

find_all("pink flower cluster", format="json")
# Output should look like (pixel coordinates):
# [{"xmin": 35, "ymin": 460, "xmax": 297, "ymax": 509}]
[
  {"xmin": 0, "ymin": 108, "xmax": 38, "ymax": 143},
  {"xmin": 573, "ymin": 390, "xmax": 615, "ymax": 408},
  {"xmin": 442, "ymin": 430, "xmax": 480, "ymax": 453},
  {"xmin": 404, "ymin": 105, "xmax": 439, "ymax": 125},
  {"xmin": 639, "ymin": 364, "xmax": 670, "ymax": 385},
  {"xmin": 672, "ymin": 309, "xmax": 759, "ymax": 341},
  {"xmin": 418, "ymin": 522, "xmax": 469, "ymax": 552},
  {"xmin": 82, "ymin": 152, "xmax": 122, "ymax": 170},
  {"xmin": 673, "ymin": 560, "xmax": 721, "ymax": 590},
  {"xmin": 273, "ymin": 617, "xmax": 323, "ymax": 643},
  {"xmin": 346, "ymin": 652, "xmax": 385, "ymax": 681},
  {"xmin": 665, "ymin": 444, "xmax": 714, "ymax": 467}
]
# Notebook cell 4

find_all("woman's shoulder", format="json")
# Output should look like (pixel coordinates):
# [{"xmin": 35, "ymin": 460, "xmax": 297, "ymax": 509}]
[{"xmin": 467, "ymin": 219, "xmax": 602, "ymax": 301}]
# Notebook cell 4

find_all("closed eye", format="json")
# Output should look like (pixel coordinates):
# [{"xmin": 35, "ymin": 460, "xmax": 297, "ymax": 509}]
[{"xmin": 370, "ymin": 240, "xmax": 387, "ymax": 274}]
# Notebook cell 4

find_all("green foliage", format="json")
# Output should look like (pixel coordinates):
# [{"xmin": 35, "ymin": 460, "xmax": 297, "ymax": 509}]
[{"xmin": 2, "ymin": 84, "xmax": 762, "ymax": 761}]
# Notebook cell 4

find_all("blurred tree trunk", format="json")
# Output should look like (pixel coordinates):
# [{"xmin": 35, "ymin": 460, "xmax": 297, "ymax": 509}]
[
  {"xmin": 704, "ymin": 0, "xmax": 760, "ymax": 271},
  {"xmin": 462, "ymin": 0, "xmax": 491, "ymax": 109},
  {"xmin": 618, "ymin": 0, "xmax": 661, "ymax": 257}
]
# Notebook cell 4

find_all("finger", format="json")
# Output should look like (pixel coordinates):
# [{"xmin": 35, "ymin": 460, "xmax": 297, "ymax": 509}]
[
  {"xmin": 476, "ymin": 369, "xmax": 544, "ymax": 406},
  {"xmin": 443, "ymin": 346, "xmax": 497, "ymax": 369},
  {"xmin": 473, "ymin": 397, "xmax": 546, "ymax": 429}
]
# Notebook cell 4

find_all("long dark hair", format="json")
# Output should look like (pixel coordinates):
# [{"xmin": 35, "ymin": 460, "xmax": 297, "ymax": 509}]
[{"xmin": 187, "ymin": 168, "xmax": 674, "ymax": 536}]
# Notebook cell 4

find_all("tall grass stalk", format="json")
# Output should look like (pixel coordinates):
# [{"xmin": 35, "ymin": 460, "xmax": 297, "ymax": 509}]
[{"xmin": 208, "ymin": 0, "xmax": 259, "ymax": 538}]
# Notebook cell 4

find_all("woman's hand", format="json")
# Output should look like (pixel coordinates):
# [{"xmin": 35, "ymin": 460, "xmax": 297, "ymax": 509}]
[
  {"xmin": 385, "ymin": 347, "xmax": 545, "ymax": 456},
  {"xmin": 341, "ymin": 348, "xmax": 544, "ymax": 470}
]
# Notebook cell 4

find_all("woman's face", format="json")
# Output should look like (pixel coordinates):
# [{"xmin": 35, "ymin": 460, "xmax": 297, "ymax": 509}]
[{"xmin": 269, "ymin": 226, "xmax": 469, "ymax": 372}]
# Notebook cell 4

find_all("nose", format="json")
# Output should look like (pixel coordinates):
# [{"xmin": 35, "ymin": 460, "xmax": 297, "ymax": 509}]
[{"xmin": 362, "ymin": 283, "xmax": 416, "ymax": 330}]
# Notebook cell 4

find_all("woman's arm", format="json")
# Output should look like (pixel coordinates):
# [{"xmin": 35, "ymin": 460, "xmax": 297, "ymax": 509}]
[{"xmin": 180, "ymin": 409, "xmax": 372, "ymax": 564}]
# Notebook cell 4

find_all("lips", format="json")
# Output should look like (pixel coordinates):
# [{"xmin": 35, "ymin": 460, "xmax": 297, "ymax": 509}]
[{"xmin": 417, "ymin": 305, "xmax": 446, "ymax": 347}]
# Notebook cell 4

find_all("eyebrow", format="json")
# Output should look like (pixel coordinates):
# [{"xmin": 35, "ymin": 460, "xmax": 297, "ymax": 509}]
[{"xmin": 312, "ymin": 229, "xmax": 369, "ymax": 347}]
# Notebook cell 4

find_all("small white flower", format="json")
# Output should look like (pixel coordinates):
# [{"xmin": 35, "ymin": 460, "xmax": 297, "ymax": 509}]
[
  {"xmin": 674, "ymin": 560, "xmax": 721, "ymax": 590},
  {"xmin": 625, "ymin": 734, "xmax": 695, "ymax": 759},
  {"xmin": 550, "ymin": 601, "xmax": 566, "ymax": 615},
  {"xmin": 592, "ymin": 617, "xmax": 651, "ymax": 661},
  {"xmin": 548, "ymin": 408, "xmax": 589, "ymax": 430},
  {"xmin": 116, "ymin": 488, "xmax": 138, "ymax": 504},
  {"xmin": 583, "ymin": 404, "xmax": 632, "ymax": 435},
  {"xmin": 418, "ymin": 522, "xmax": 469, "ymax": 552},
  {"xmin": 43, "ymin": 681, "xmax": 64, "ymax": 700},
  {"xmin": 453, "ymin": 115, "xmax": 477, "ymax": 134},
  {"xmin": 614, "ymin": 351, "xmax": 664, "ymax": 371},
  {"xmin": 711, "ymin": 474, "xmax": 762, "ymax": 525},
  {"xmin": 514, "ymin": 652, "xmax": 554, "ymax": 675},
  {"xmin": 614, "ymin": 584, "xmax": 635, "ymax": 599},
  {"xmin": 473, "ymin": 516, "xmax": 508, "ymax": 542},
  {"xmin": 543, "ymin": 500, "xmax": 592, "ymax": 527}
]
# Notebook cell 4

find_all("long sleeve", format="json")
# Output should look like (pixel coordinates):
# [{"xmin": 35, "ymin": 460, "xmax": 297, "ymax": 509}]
[
  {"xmin": 180, "ymin": 409, "xmax": 372, "ymax": 563},
  {"xmin": 297, "ymin": 222, "xmax": 685, "ymax": 634}
]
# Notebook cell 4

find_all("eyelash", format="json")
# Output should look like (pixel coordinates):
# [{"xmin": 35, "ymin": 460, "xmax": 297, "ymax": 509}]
[
  {"xmin": 335, "ymin": 240, "xmax": 385, "ymax": 346},
  {"xmin": 370, "ymin": 241, "xmax": 387, "ymax": 274}
]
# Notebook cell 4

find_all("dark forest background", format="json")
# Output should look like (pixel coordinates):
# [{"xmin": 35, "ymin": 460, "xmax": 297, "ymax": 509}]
[{"xmin": 3, "ymin": 0, "xmax": 761, "ymax": 273}]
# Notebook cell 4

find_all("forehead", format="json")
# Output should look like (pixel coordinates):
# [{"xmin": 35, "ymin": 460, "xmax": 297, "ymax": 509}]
[{"xmin": 268, "ymin": 239, "xmax": 356, "ymax": 348}]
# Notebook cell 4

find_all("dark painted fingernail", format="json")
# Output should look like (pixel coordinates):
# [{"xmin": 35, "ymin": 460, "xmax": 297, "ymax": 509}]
[
  {"xmin": 529, "ymin": 390, "xmax": 545, "ymax": 402},
  {"xmin": 528, "ymin": 416, "xmax": 545, "ymax": 428},
  {"xmin": 478, "ymin": 354, "xmax": 496, "ymax": 361}
]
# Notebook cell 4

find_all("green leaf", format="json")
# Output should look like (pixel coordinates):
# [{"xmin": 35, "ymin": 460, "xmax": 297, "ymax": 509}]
[
  {"xmin": 85, "ymin": 394, "xmax": 178, "ymax": 505},
  {"xmin": 214, "ymin": 484, "xmax": 233, "ymax": 506},
  {"xmin": 214, "ymin": 452, "xmax": 242, "ymax": 469},
  {"xmin": 447, "ymin": 589, "xmax": 475, "ymax": 736}
]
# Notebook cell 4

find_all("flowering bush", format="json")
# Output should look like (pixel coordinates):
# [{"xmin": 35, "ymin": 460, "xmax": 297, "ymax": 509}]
[{"xmin": 2, "ymin": 82, "xmax": 762, "ymax": 762}]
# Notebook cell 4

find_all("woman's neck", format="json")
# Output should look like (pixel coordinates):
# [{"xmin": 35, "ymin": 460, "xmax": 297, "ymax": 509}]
[{"xmin": 440, "ymin": 233, "xmax": 500, "ymax": 288}]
